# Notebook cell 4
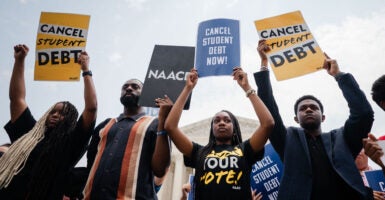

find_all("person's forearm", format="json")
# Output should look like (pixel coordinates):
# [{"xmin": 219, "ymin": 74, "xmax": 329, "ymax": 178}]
[
  {"xmin": 81, "ymin": 74, "xmax": 97, "ymax": 131},
  {"xmin": 249, "ymin": 94, "xmax": 274, "ymax": 129},
  {"xmin": 248, "ymin": 93, "xmax": 274, "ymax": 150},
  {"xmin": 83, "ymin": 75, "xmax": 97, "ymax": 113},
  {"xmin": 9, "ymin": 59, "xmax": 26, "ymax": 102},
  {"xmin": 9, "ymin": 58, "xmax": 28, "ymax": 122},
  {"xmin": 261, "ymin": 58, "xmax": 268, "ymax": 68},
  {"xmin": 152, "ymin": 136, "xmax": 171, "ymax": 177},
  {"xmin": 164, "ymin": 86, "xmax": 194, "ymax": 156}
]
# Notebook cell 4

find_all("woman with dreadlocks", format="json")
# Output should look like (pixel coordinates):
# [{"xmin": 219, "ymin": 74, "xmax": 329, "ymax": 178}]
[
  {"xmin": 164, "ymin": 68, "xmax": 274, "ymax": 200},
  {"xmin": 0, "ymin": 44, "xmax": 97, "ymax": 199}
]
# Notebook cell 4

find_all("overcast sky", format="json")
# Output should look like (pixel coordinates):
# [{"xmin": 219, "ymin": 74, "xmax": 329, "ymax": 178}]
[{"xmin": 1, "ymin": 0, "xmax": 385, "ymax": 167}]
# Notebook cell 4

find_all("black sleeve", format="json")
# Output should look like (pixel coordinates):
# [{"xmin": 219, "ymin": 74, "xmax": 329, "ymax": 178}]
[
  {"xmin": 4, "ymin": 107, "xmax": 36, "ymax": 143},
  {"xmin": 254, "ymin": 71, "xmax": 287, "ymax": 160},
  {"xmin": 63, "ymin": 167, "xmax": 89, "ymax": 199},
  {"xmin": 242, "ymin": 139, "xmax": 265, "ymax": 166},
  {"xmin": 68, "ymin": 115, "xmax": 96, "ymax": 167},
  {"xmin": 184, "ymin": 142, "xmax": 203, "ymax": 168},
  {"xmin": 337, "ymin": 73, "xmax": 374, "ymax": 157}
]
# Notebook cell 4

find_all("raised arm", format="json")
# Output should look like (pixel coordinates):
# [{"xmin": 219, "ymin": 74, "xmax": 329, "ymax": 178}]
[
  {"xmin": 323, "ymin": 53, "xmax": 374, "ymax": 156},
  {"xmin": 78, "ymin": 51, "xmax": 97, "ymax": 131},
  {"xmin": 254, "ymin": 40, "xmax": 287, "ymax": 158},
  {"xmin": 164, "ymin": 69, "xmax": 197, "ymax": 157},
  {"xmin": 152, "ymin": 95, "xmax": 173, "ymax": 177},
  {"xmin": 233, "ymin": 67, "xmax": 274, "ymax": 153},
  {"xmin": 9, "ymin": 44, "xmax": 29, "ymax": 122}
]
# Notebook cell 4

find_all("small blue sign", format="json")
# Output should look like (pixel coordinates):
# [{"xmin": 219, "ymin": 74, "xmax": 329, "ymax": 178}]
[
  {"xmin": 250, "ymin": 143, "xmax": 283, "ymax": 200},
  {"xmin": 364, "ymin": 169, "xmax": 385, "ymax": 192},
  {"xmin": 187, "ymin": 174, "xmax": 194, "ymax": 200}
]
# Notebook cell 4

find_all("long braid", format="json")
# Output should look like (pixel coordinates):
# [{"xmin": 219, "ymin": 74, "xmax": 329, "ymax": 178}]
[
  {"xmin": 27, "ymin": 101, "xmax": 78, "ymax": 200},
  {"xmin": 194, "ymin": 110, "xmax": 242, "ymax": 200},
  {"xmin": 0, "ymin": 105, "xmax": 54, "ymax": 188}
]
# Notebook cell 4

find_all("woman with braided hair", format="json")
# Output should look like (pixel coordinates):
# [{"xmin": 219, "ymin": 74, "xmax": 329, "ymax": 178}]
[{"xmin": 0, "ymin": 44, "xmax": 97, "ymax": 200}]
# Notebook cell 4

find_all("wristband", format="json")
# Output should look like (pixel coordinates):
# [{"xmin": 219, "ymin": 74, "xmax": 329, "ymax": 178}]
[
  {"xmin": 82, "ymin": 71, "xmax": 92, "ymax": 77},
  {"xmin": 246, "ymin": 88, "xmax": 256, "ymax": 97},
  {"xmin": 260, "ymin": 66, "xmax": 268, "ymax": 71},
  {"xmin": 157, "ymin": 130, "xmax": 167, "ymax": 136}
]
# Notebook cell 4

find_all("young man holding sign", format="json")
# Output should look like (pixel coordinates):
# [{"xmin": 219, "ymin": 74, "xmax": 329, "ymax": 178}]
[{"xmin": 254, "ymin": 39, "xmax": 374, "ymax": 199}]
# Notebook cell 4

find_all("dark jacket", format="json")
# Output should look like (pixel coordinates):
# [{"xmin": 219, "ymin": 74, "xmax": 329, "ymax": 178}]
[{"xmin": 254, "ymin": 71, "xmax": 374, "ymax": 200}]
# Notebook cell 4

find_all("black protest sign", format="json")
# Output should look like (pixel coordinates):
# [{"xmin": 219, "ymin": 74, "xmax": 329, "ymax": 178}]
[{"xmin": 139, "ymin": 45, "xmax": 195, "ymax": 109}]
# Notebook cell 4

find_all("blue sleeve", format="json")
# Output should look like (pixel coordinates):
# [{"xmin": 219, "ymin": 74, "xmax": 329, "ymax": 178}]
[{"xmin": 154, "ymin": 184, "xmax": 162, "ymax": 193}]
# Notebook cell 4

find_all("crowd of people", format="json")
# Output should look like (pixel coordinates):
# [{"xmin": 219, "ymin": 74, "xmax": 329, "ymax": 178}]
[{"xmin": 0, "ymin": 39, "xmax": 384, "ymax": 200}]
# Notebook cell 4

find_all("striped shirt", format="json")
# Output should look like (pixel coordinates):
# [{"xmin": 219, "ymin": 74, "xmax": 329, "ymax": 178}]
[{"xmin": 84, "ymin": 112, "xmax": 159, "ymax": 200}]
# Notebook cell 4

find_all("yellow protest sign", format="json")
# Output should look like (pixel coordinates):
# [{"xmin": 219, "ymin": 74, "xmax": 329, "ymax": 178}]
[
  {"xmin": 254, "ymin": 11, "xmax": 324, "ymax": 81},
  {"xmin": 34, "ymin": 12, "xmax": 90, "ymax": 81}
]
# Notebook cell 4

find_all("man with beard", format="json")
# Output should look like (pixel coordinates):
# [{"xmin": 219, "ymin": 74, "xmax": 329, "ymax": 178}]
[
  {"xmin": 82, "ymin": 79, "xmax": 172, "ymax": 200},
  {"xmin": 253, "ymin": 40, "xmax": 374, "ymax": 200}
]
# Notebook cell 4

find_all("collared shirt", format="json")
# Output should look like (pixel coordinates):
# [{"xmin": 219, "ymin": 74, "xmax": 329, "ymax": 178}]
[{"xmin": 86, "ymin": 112, "xmax": 159, "ymax": 200}]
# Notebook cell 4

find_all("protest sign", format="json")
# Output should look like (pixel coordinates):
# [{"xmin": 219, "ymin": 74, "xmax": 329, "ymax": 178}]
[
  {"xmin": 254, "ymin": 10, "xmax": 324, "ymax": 81},
  {"xmin": 195, "ymin": 18, "xmax": 240, "ymax": 77},
  {"xmin": 139, "ymin": 45, "xmax": 195, "ymax": 109},
  {"xmin": 34, "ymin": 12, "xmax": 90, "ymax": 81},
  {"xmin": 363, "ymin": 170, "xmax": 385, "ymax": 192},
  {"xmin": 187, "ymin": 174, "xmax": 195, "ymax": 200},
  {"xmin": 250, "ymin": 143, "xmax": 283, "ymax": 200}
]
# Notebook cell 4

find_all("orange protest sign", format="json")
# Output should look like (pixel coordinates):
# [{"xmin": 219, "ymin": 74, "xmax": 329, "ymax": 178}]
[
  {"xmin": 255, "ymin": 11, "xmax": 324, "ymax": 81},
  {"xmin": 34, "ymin": 12, "xmax": 90, "ymax": 81}
]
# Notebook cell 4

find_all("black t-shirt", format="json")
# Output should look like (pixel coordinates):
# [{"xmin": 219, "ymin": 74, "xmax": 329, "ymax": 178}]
[
  {"xmin": 184, "ymin": 140, "xmax": 264, "ymax": 200},
  {"xmin": 1, "ymin": 107, "xmax": 94, "ymax": 200}
]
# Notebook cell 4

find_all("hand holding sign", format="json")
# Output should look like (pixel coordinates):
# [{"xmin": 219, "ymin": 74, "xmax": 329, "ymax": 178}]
[
  {"xmin": 322, "ymin": 53, "xmax": 341, "ymax": 77},
  {"xmin": 139, "ymin": 45, "xmax": 194, "ymax": 109},
  {"xmin": 257, "ymin": 39, "xmax": 270, "ymax": 67}
]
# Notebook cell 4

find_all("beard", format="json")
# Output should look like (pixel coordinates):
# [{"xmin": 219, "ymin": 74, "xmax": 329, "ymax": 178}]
[
  {"xmin": 120, "ymin": 95, "xmax": 139, "ymax": 108},
  {"xmin": 300, "ymin": 120, "xmax": 321, "ymax": 131}
]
